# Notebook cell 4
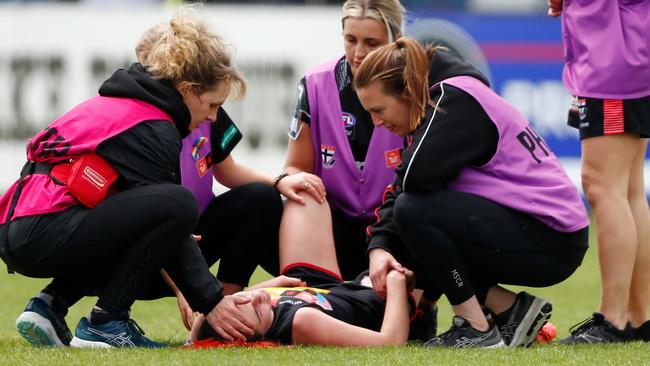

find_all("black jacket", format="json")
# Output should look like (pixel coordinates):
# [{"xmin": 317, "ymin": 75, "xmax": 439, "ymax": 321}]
[
  {"xmin": 96, "ymin": 63, "xmax": 191, "ymax": 189},
  {"xmin": 100, "ymin": 64, "xmax": 224, "ymax": 312},
  {"xmin": 367, "ymin": 50, "xmax": 499, "ymax": 252}
]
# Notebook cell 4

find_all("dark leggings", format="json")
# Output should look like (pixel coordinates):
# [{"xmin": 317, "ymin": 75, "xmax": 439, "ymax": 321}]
[
  {"xmin": 8, "ymin": 184, "xmax": 202, "ymax": 314},
  {"xmin": 198, "ymin": 182, "xmax": 282, "ymax": 284},
  {"xmin": 393, "ymin": 190, "xmax": 588, "ymax": 305},
  {"xmin": 330, "ymin": 209, "xmax": 370, "ymax": 280},
  {"xmin": 137, "ymin": 182, "xmax": 283, "ymax": 299}
]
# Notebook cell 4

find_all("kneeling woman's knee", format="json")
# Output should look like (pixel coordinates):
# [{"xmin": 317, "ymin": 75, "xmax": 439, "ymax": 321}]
[
  {"xmin": 155, "ymin": 184, "xmax": 200, "ymax": 229},
  {"xmin": 239, "ymin": 182, "xmax": 283, "ymax": 215},
  {"xmin": 393, "ymin": 193, "xmax": 423, "ymax": 239}
]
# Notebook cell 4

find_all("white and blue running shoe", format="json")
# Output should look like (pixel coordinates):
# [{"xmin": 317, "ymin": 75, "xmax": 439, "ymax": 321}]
[
  {"xmin": 70, "ymin": 312, "xmax": 165, "ymax": 348},
  {"xmin": 16, "ymin": 297, "xmax": 72, "ymax": 347}
]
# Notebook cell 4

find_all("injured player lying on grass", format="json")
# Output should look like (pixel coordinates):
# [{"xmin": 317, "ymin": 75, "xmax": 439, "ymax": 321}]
[{"xmin": 186, "ymin": 194, "xmax": 416, "ymax": 347}]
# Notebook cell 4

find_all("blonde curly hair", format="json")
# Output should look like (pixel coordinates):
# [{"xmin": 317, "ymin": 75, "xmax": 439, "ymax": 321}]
[{"xmin": 138, "ymin": 6, "xmax": 245, "ymax": 99}]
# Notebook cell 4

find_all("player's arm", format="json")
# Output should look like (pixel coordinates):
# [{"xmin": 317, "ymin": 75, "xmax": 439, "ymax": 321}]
[
  {"xmin": 291, "ymin": 270, "xmax": 409, "ymax": 346},
  {"xmin": 247, "ymin": 275, "xmax": 306, "ymax": 290},
  {"xmin": 161, "ymin": 269, "xmax": 195, "ymax": 330}
]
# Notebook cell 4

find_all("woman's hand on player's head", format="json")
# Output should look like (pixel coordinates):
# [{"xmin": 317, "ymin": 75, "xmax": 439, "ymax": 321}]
[{"xmin": 205, "ymin": 293, "xmax": 255, "ymax": 341}]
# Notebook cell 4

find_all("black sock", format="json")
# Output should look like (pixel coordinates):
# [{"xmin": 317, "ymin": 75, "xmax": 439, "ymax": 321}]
[
  {"xmin": 39, "ymin": 290, "xmax": 68, "ymax": 316},
  {"xmin": 90, "ymin": 306, "xmax": 115, "ymax": 325}
]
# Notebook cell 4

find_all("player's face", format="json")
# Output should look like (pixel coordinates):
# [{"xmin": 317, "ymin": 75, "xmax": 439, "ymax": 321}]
[
  {"xmin": 182, "ymin": 81, "xmax": 229, "ymax": 131},
  {"xmin": 343, "ymin": 17, "xmax": 389, "ymax": 75},
  {"xmin": 235, "ymin": 289, "xmax": 274, "ymax": 338},
  {"xmin": 357, "ymin": 80, "xmax": 411, "ymax": 136}
]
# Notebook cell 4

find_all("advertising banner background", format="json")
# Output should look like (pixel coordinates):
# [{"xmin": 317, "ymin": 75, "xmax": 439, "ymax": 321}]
[{"xmin": 1, "ymin": 5, "xmax": 647, "ymax": 194}]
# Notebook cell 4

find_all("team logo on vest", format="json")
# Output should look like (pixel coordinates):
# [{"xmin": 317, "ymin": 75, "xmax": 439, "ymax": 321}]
[
  {"xmin": 577, "ymin": 98, "xmax": 587, "ymax": 122},
  {"xmin": 342, "ymin": 112, "xmax": 356, "ymax": 137},
  {"xmin": 384, "ymin": 148, "xmax": 401, "ymax": 168},
  {"xmin": 321, "ymin": 144, "xmax": 336, "ymax": 169}
]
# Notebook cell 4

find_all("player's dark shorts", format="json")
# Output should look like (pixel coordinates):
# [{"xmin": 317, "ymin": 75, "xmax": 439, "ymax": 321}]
[
  {"xmin": 568, "ymin": 94, "xmax": 650, "ymax": 140},
  {"xmin": 281, "ymin": 263, "xmax": 417, "ymax": 318},
  {"xmin": 281, "ymin": 263, "xmax": 344, "ymax": 288}
]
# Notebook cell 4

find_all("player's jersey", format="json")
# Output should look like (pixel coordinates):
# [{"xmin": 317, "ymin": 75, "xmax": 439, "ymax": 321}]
[{"xmin": 263, "ymin": 283, "xmax": 385, "ymax": 344}]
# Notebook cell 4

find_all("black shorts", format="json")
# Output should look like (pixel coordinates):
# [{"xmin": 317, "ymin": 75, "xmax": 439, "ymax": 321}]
[
  {"xmin": 568, "ymin": 94, "xmax": 650, "ymax": 139},
  {"xmin": 281, "ymin": 263, "xmax": 343, "ymax": 288},
  {"xmin": 331, "ymin": 208, "xmax": 370, "ymax": 280}
]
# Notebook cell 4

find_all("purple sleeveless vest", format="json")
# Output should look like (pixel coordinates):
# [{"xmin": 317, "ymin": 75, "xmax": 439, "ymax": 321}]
[
  {"xmin": 0, "ymin": 96, "xmax": 172, "ymax": 222},
  {"xmin": 562, "ymin": 0, "xmax": 650, "ymax": 99},
  {"xmin": 443, "ymin": 76, "xmax": 588, "ymax": 232},
  {"xmin": 306, "ymin": 57, "xmax": 403, "ymax": 222},
  {"xmin": 180, "ymin": 122, "xmax": 214, "ymax": 214}
]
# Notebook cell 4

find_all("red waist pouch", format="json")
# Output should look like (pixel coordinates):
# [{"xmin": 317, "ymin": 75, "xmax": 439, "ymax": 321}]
[{"xmin": 51, "ymin": 153, "xmax": 118, "ymax": 208}]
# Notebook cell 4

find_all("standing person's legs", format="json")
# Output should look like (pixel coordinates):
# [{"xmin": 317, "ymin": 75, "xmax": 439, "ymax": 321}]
[
  {"xmin": 581, "ymin": 134, "xmax": 639, "ymax": 330},
  {"xmin": 196, "ymin": 182, "xmax": 283, "ymax": 294},
  {"xmin": 627, "ymin": 138, "xmax": 650, "ymax": 328}
]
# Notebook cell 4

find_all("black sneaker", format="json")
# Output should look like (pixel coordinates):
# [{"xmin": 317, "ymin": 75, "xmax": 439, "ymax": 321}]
[
  {"xmin": 424, "ymin": 316, "xmax": 505, "ymax": 348},
  {"xmin": 70, "ymin": 311, "xmax": 165, "ymax": 348},
  {"xmin": 409, "ymin": 304, "xmax": 438, "ymax": 342},
  {"xmin": 494, "ymin": 291, "xmax": 552, "ymax": 348},
  {"xmin": 560, "ymin": 313, "xmax": 633, "ymax": 344},
  {"xmin": 632, "ymin": 320, "xmax": 650, "ymax": 342},
  {"xmin": 16, "ymin": 297, "xmax": 72, "ymax": 347}
]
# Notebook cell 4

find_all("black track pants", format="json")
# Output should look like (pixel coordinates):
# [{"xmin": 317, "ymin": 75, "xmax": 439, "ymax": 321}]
[
  {"xmin": 137, "ymin": 182, "xmax": 283, "ymax": 299},
  {"xmin": 392, "ymin": 190, "xmax": 588, "ymax": 305},
  {"xmin": 7, "ymin": 184, "xmax": 217, "ymax": 313}
]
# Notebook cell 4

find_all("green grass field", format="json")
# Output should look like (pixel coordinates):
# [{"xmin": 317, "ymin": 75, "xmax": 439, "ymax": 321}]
[{"xmin": 1, "ymin": 224, "xmax": 649, "ymax": 365}]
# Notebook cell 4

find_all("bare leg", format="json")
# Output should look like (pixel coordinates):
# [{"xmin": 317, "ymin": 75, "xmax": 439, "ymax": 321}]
[
  {"xmin": 627, "ymin": 138, "xmax": 650, "ymax": 327},
  {"xmin": 582, "ymin": 133, "xmax": 639, "ymax": 330},
  {"xmin": 279, "ymin": 193, "xmax": 341, "ymax": 277},
  {"xmin": 451, "ymin": 296, "xmax": 489, "ymax": 331},
  {"xmin": 485, "ymin": 286, "xmax": 517, "ymax": 315}
]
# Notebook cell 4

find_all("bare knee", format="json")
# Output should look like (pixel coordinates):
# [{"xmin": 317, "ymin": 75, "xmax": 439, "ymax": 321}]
[{"xmin": 581, "ymin": 169, "xmax": 626, "ymax": 207}]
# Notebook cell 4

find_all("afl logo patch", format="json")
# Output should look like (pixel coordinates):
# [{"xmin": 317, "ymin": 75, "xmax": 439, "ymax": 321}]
[
  {"xmin": 342, "ymin": 112, "xmax": 356, "ymax": 137},
  {"xmin": 342, "ymin": 112, "xmax": 356, "ymax": 129}
]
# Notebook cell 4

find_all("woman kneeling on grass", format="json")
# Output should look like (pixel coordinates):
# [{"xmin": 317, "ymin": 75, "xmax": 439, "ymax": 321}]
[
  {"xmin": 187, "ymin": 192, "xmax": 415, "ymax": 346},
  {"xmin": 353, "ymin": 37, "xmax": 589, "ymax": 348},
  {"xmin": 1, "ymin": 7, "xmax": 261, "ymax": 348}
]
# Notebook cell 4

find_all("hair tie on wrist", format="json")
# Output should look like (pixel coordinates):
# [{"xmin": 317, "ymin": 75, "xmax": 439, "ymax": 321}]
[{"xmin": 273, "ymin": 173, "xmax": 289, "ymax": 191}]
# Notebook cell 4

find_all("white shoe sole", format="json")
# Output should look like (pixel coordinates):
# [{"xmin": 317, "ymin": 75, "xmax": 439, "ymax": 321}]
[
  {"xmin": 509, "ymin": 298, "xmax": 553, "ymax": 348},
  {"xmin": 16, "ymin": 311, "xmax": 64, "ymax": 347},
  {"xmin": 485, "ymin": 339, "xmax": 507, "ymax": 348},
  {"xmin": 70, "ymin": 336, "xmax": 114, "ymax": 349}
]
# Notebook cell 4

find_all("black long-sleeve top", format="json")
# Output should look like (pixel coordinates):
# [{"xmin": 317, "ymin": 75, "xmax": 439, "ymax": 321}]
[{"xmin": 367, "ymin": 51, "xmax": 499, "ymax": 252}]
